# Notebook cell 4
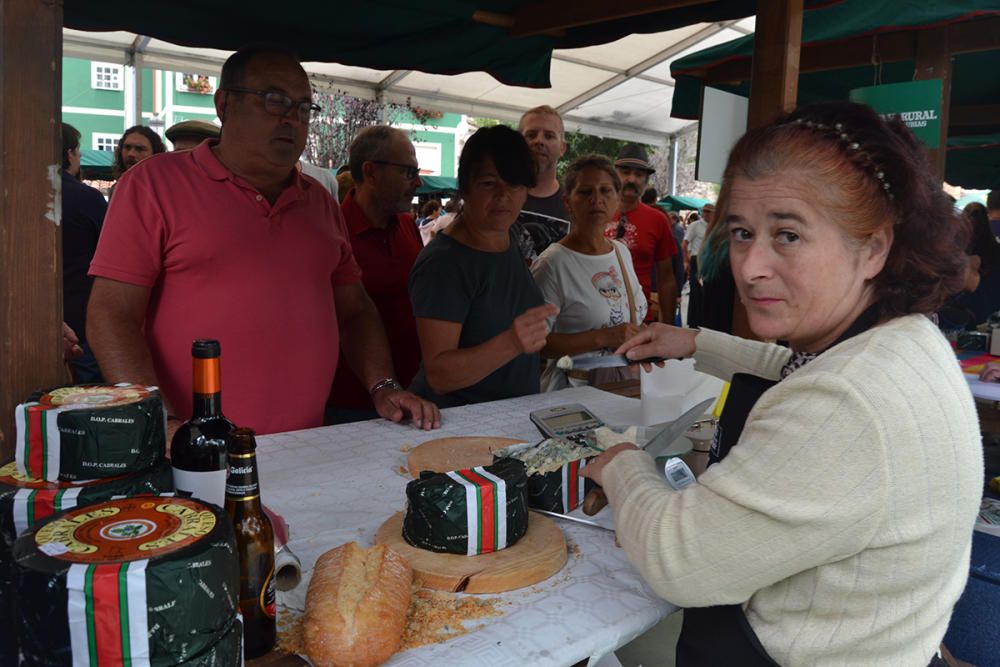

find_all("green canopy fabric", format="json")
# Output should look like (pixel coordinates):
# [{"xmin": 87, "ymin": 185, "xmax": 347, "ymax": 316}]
[
  {"xmin": 63, "ymin": 0, "xmax": 755, "ymax": 88},
  {"xmin": 417, "ymin": 175, "xmax": 458, "ymax": 195},
  {"xmin": 80, "ymin": 148, "xmax": 113, "ymax": 181},
  {"xmin": 658, "ymin": 194, "xmax": 710, "ymax": 212},
  {"xmin": 669, "ymin": 1, "xmax": 1000, "ymax": 189}
]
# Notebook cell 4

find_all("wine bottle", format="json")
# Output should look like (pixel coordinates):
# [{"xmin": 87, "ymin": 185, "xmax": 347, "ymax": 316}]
[
  {"xmin": 225, "ymin": 427, "xmax": 276, "ymax": 658},
  {"xmin": 171, "ymin": 339, "xmax": 234, "ymax": 507}
]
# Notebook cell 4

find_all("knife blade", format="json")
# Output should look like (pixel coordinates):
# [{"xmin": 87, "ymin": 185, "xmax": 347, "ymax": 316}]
[
  {"xmin": 642, "ymin": 397, "xmax": 716, "ymax": 459},
  {"xmin": 556, "ymin": 353, "xmax": 665, "ymax": 371},
  {"xmin": 530, "ymin": 508, "xmax": 615, "ymax": 532}
]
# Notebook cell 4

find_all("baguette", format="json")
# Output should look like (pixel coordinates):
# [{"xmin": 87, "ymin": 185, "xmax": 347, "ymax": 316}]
[{"xmin": 304, "ymin": 542, "xmax": 413, "ymax": 667}]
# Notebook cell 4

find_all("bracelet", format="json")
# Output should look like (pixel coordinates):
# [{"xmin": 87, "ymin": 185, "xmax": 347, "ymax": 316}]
[{"xmin": 369, "ymin": 377, "xmax": 403, "ymax": 397}]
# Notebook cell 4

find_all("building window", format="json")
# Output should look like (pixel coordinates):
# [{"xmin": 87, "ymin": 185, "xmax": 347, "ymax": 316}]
[
  {"xmin": 93, "ymin": 133, "xmax": 119, "ymax": 152},
  {"xmin": 176, "ymin": 72, "xmax": 216, "ymax": 95},
  {"xmin": 91, "ymin": 62, "xmax": 123, "ymax": 91}
]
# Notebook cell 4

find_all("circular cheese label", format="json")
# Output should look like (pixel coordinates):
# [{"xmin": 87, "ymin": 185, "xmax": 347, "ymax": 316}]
[
  {"xmin": 34, "ymin": 497, "xmax": 216, "ymax": 563},
  {"xmin": 0, "ymin": 461, "xmax": 123, "ymax": 490},
  {"xmin": 40, "ymin": 385, "xmax": 151, "ymax": 409}
]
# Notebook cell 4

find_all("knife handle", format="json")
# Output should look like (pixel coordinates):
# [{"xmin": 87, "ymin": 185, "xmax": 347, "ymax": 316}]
[{"xmin": 582, "ymin": 487, "xmax": 608, "ymax": 515}]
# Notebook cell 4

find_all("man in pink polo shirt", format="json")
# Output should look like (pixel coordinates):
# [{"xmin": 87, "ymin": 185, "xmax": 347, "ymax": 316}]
[{"xmin": 87, "ymin": 45, "xmax": 440, "ymax": 437}]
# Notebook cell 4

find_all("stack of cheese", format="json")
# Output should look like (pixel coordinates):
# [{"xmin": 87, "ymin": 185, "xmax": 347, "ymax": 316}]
[
  {"xmin": 2, "ymin": 383, "xmax": 182, "ymax": 664},
  {"xmin": 12, "ymin": 496, "xmax": 242, "ymax": 665}
]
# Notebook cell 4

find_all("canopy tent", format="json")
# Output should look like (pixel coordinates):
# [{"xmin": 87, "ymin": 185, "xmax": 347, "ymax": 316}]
[
  {"xmin": 658, "ymin": 194, "xmax": 711, "ymax": 211},
  {"xmin": 60, "ymin": 2, "xmax": 760, "ymax": 146},
  {"xmin": 416, "ymin": 175, "xmax": 458, "ymax": 195},
  {"xmin": 668, "ymin": 1, "xmax": 1000, "ymax": 188},
  {"xmin": 80, "ymin": 148, "xmax": 113, "ymax": 181}
]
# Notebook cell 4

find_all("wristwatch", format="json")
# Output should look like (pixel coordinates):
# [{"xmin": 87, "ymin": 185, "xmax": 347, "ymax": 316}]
[{"xmin": 369, "ymin": 377, "xmax": 403, "ymax": 397}]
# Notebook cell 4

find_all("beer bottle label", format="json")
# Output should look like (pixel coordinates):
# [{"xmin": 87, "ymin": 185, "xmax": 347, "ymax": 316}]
[
  {"xmin": 225, "ymin": 454, "xmax": 259, "ymax": 500},
  {"xmin": 259, "ymin": 566, "xmax": 276, "ymax": 618}
]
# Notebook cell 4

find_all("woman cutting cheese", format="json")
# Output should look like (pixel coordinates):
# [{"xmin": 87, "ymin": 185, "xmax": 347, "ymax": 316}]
[
  {"xmin": 408, "ymin": 126, "xmax": 557, "ymax": 407},
  {"xmin": 582, "ymin": 102, "xmax": 983, "ymax": 666}
]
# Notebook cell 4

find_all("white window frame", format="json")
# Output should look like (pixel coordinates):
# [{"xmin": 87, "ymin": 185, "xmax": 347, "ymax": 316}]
[
  {"xmin": 92, "ymin": 133, "xmax": 120, "ymax": 152},
  {"xmin": 175, "ymin": 72, "xmax": 217, "ymax": 95},
  {"xmin": 91, "ymin": 62, "xmax": 123, "ymax": 91}
]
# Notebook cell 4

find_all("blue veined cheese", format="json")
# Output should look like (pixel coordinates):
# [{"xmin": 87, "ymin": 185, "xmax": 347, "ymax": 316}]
[{"xmin": 500, "ymin": 438, "xmax": 601, "ymax": 476}]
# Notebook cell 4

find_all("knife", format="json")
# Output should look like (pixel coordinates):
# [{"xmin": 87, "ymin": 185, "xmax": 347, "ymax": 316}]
[
  {"xmin": 530, "ymin": 508, "xmax": 615, "ymax": 532},
  {"xmin": 581, "ymin": 396, "xmax": 716, "ymax": 515},
  {"xmin": 556, "ymin": 353, "xmax": 666, "ymax": 371}
]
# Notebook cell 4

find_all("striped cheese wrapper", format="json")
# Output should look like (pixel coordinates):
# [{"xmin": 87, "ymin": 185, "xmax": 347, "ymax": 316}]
[
  {"xmin": 524, "ymin": 457, "xmax": 598, "ymax": 514},
  {"xmin": 403, "ymin": 458, "xmax": 528, "ymax": 556},
  {"xmin": 15, "ymin": 384, "xmax": 166, "ymax": 482},
  {"xmin": 13, "ymin": 496, "xmax": 238, "ymax": 666},
  {"xmin": 0, "ymin": 459, "xmax": 173, "ymax": 666}
]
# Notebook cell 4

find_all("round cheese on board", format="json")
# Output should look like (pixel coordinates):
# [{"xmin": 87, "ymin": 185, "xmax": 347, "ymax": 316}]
[
  {"xmin": 403, "ymin": 458, "xmax": 528, "ymax": 556},
  {"xmin": 13, "ymin": 496, "xmax": 238, "ymax": 666},
  {"xmin": 14, "ymin": 384, "xmax": 167, "ymax": 482},
  {"xmin": 0, "ymin": 459, "xmax": 174, "ymax": 665}
]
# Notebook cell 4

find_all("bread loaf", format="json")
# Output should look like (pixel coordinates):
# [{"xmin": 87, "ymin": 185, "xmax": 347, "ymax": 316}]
[{"xmin": 304, "ymin": 542, "xmax": 413, "ymax": 667}]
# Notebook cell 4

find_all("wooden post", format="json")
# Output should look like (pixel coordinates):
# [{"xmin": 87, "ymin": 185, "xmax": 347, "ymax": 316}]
[
  {"xmin": 732, "ymin": 0, "xmax": 803, "ymax": 339},
  {"xmin": 0, "ymin": 0, "xmax": 65, "ymax": 461},
  {"xmin": 914, "ymin": 28, "xmax": 952, "ymax": 181}
]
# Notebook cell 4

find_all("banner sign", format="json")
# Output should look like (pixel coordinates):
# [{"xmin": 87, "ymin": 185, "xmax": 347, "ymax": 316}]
[{"xmin": 849, "ymin": 79, "xmax": 943, "ymax": 148}]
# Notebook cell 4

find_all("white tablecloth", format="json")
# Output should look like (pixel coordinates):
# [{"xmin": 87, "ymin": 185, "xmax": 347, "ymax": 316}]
[{"xmin": 257, "ymin": 386, "xmax": 680, "ymax": 667}]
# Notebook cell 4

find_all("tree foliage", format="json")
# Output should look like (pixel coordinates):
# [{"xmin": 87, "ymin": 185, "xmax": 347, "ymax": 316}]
[{"xmin": 304, "ymin": 90, "xmax": 442, "ymax": 170}]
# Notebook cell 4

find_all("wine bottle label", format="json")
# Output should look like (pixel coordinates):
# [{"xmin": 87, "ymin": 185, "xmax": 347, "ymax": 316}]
[
  {"xmin": 172, "ymin": 467, "xmax": 226, "ymax": 507},
  {"xmin": 259, "ymin": 566, "xmax": 276, "ymax": 618}
]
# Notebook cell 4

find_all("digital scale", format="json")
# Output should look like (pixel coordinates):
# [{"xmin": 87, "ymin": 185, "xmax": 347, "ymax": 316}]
[{"xmin": 529, "ymin": 403, "xmax": 604, "ymax": 445}]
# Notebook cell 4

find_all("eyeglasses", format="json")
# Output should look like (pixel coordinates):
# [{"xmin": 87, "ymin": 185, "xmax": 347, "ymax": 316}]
[
  {"xmin": 224, "ymin": 87, "xmax": 322, "ymax": 122},
  {"xmin": 372, "ymin": 160, "xmax": 420, "ymax": 179},
  {"xmin": 615, "ymin": 214, "xmax": 628, "ymax": 239}
]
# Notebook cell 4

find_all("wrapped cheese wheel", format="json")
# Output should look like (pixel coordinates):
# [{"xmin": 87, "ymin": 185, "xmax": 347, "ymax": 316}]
[
  {"xmin": 495, "ymin": 439, "xmax": 600, "ymax": 514},
  {"xmin": 14, "ymin": 383, "xmax": 166, "ymax": 482},
  {"xmin": 0, "ymin": 459, "xmax": 173, "ymax": 664},
  {"xmin": 403, "ymin": 458, "xmax": 528, "ymax": 556},
  {"xmin": 13, "ymin": 496, "xmax": 238, "ymax": 666}
]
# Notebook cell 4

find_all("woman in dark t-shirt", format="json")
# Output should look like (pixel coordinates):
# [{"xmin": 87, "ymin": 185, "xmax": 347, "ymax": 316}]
[{"xmin": 408, "ymin": 126, "xmax": 556, "ymax": 407}]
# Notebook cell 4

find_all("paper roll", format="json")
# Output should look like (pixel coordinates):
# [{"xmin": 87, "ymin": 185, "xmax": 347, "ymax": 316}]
[{"xmin": 274, "ymin": 544, "xmax": 302, "ymax": 591}]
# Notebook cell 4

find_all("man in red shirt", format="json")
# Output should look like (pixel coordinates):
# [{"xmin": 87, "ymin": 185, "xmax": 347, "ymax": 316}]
[
  {"xmin": 87, "ymin": 45, "xmax": 439, "ymax": 437},
  {"xmin": 328, "ymin": 126, "xmax": 425, "ymax": 423},
  {"xmin": 603, "ymin": 144, "xmax": 678, "ymax": 323}
]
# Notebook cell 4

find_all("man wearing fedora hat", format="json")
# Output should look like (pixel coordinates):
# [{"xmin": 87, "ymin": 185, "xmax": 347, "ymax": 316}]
[{"xmin": 604, "ymin": 143, "xmax": 677, "ymax": 323}]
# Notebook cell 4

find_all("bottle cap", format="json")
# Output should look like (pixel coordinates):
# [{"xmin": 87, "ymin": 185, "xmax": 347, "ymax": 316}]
[
  {"xmin": 192, "ymin": 339, "xmax": 221, "ymax": 359},
  {"xmin": 227, "ymin": 427, "xmax": 257, "ymax": 453}
]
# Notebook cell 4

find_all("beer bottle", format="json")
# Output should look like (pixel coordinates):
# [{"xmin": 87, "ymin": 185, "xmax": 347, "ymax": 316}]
[
  {"xmin": 171, "ymin": 339, "xmax": 234, "ymax": 507},
  {"xmin": 225, "ymin": 427, "xmax": 276, "ymax": 658}
]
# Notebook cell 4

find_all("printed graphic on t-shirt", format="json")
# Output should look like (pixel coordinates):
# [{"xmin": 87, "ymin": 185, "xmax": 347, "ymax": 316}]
[
  {"xmin": 512, "ymin": 211, "xmax": 570, "ymax": 263},
  {"xmin": 592, "ymin": 266, "xmax": 625, "ymax": 326}
]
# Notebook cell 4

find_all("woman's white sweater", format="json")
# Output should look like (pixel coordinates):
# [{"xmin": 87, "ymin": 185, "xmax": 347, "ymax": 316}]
[{"xmin": 603, "ymin": 315, "xmax": 984, "ymax": 666}]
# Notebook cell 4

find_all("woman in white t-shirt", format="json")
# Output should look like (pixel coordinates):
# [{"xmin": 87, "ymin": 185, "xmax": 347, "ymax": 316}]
[{"xmin": 531, "ymin": 154, "xmax": 648, "ymax": 391}]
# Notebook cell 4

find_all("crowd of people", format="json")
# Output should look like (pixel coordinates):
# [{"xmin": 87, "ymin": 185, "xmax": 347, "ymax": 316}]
[{"xmin": 55, "ymin": 44, "xmax": 991, "ymax": 665}]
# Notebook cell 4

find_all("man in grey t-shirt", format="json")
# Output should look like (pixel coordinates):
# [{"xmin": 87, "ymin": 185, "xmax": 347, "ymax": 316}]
[{"xmin": 512, "ymin": 105, "xmax": 570, "ymax": 263}]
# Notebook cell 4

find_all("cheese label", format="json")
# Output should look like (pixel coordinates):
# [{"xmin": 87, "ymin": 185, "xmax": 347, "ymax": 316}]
[
  {"xmin": 35, "ymin": 497, "xmax": 215, "ymax": 563},
  {"xmin": 67, "ymin": 559, "xmax": 151, "ymax": 667},
  {"xmin": 445, "ymin": 466, "xmax": 509, "ymax": 556}
]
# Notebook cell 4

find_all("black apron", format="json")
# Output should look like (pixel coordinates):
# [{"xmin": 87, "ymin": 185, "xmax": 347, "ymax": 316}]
[{"xmin": 674, "ymin": 305, "xmax": 945, "ymax": 666}]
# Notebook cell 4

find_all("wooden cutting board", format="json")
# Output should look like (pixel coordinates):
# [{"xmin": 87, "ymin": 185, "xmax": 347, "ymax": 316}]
[
  {"xmin": 375, "ymin": 511, "xmax": 566, "ymax": 593},
  {"xmin": 406, "ymin": 436, "xmax": 526, "ymax": 478}
]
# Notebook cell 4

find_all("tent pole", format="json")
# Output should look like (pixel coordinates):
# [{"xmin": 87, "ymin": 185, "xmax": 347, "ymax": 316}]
[
  {"xmin": 914, "ymin": 28, "xmax": 952, "ymax": 182},
  {"xmin": 734, "ymin": 0, "xmax": 803, "ymax": 339},
  {"xmin": 669, "ymin": 134, "xmax": 679, "ymax": 196},
  {"xmin": 0, "ymin": 0, "xmax": 66, "ymax": 459}
]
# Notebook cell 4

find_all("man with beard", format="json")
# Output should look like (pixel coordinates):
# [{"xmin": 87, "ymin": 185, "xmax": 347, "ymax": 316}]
[
  {"xmin": 113, "ymin": 125, "xmax": 165, "ymax": 177},
  {"xmin": 603, "ymin": 144, "xmax": 677, "ymax": 323},
  {"xmin": 511, "ymin": 105, "xmax": 570, "ymax": 263},
  {"xmin": 327, "ymin": 126, "xmax": 427, "ymax": 423},
  {"xmin": 87, "ymin": 45, "xmax": 439, "ymax": 438}
]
